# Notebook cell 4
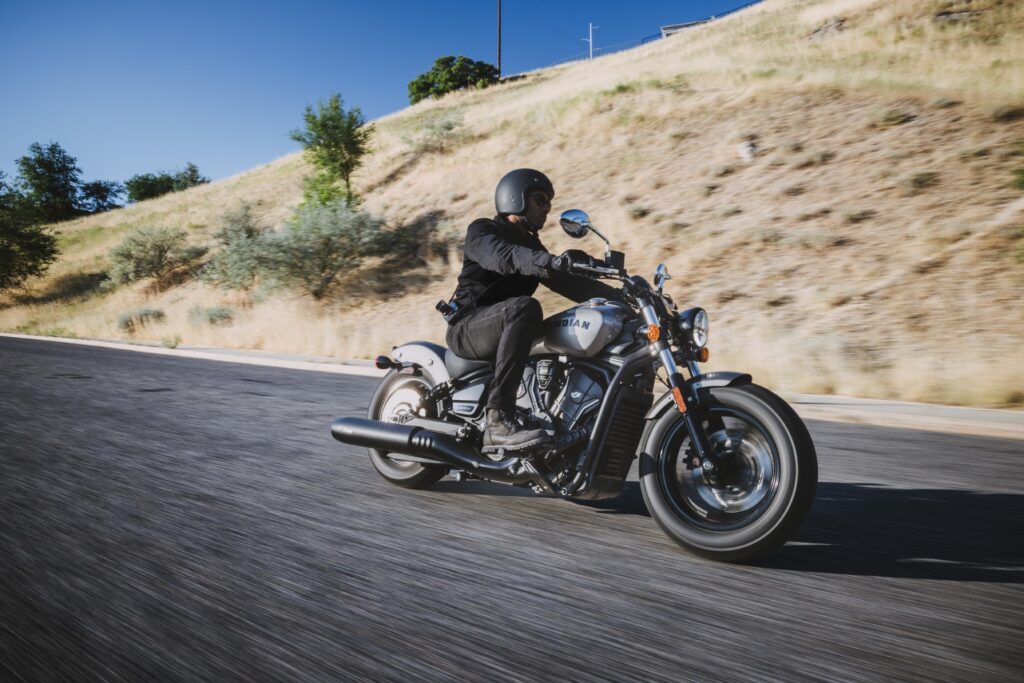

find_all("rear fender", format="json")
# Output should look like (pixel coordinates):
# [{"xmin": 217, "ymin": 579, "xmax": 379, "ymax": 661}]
[
  {"xmin": 643, "ymin": 371, "xmax": 752, "ymax": 421},
  {"xmin": 392, "ymin": 341, "xmax": 451, "ymax": 383}
]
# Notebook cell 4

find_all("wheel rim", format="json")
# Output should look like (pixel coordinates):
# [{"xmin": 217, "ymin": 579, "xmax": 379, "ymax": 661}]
[
  {"xmin": 659, "ymin": 407, "xmax": 780, "ymax": 531},
  {"xmin": 376, "ymin": 377, "xmax": 430, "ymax": 470}
]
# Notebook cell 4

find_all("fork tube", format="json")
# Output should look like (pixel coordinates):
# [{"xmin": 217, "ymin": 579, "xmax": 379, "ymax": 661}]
[{"xmin": 640, "ymin": 300, "xmax": 720, "ymax": 473}]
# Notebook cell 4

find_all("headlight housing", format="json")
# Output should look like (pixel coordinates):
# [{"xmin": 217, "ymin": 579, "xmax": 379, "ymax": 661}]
[{"xmin": 676, "ymin": 307, "xmax": 709, "ymax": 348}]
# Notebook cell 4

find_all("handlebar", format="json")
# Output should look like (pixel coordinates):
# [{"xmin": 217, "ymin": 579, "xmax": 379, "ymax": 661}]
[{"xmin": 570, "ymin": 261, "xmax": 625, "ymax": 278}]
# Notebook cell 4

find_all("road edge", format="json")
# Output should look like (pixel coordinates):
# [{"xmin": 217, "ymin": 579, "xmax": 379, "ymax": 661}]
[{"xmin": 3, "ymin": 332, "xmax": 1022, "ymax": 440}]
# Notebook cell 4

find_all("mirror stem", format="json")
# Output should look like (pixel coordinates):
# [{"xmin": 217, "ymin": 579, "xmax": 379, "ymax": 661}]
[{"xmin": 589, "ymin": 224, "xmax": 613, "ymax": 263}]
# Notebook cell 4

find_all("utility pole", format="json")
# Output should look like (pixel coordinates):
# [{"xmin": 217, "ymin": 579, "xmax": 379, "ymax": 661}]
[
  {"xmin": 583, "ymin": 21, "xmax": 599, "ymax": 61},
  {"xmin": 497, "ymin": 0, "xmax": 502, "ymax": 78}
]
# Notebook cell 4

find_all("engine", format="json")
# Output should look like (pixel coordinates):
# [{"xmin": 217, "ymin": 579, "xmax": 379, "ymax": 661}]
[
  {"xmin": 510, "ymin": 359, "xmax": 602, "ymax": 489},
  {"xmin": 517, "ymin": 359, "xmax": 604, "ymax": 432}
]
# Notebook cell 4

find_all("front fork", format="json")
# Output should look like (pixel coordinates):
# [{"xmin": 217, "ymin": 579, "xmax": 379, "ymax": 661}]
[{"xmin": 641, "ymin": 304, "xmax": 723, "ymax": 476}]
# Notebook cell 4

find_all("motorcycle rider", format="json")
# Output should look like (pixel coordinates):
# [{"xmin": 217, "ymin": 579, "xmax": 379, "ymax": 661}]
[{"xmin": 444, "ymin": 169, "xmax": 624, "ymax": 450}]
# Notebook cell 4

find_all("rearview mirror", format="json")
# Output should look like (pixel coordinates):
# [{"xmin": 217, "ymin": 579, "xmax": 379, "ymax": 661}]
[
  {"xmin": 559, "ymin": 209, "xmax": 591, "ymax": 239},
  {"xmin": 654, "ymin": 263, "xmax": 672, "ymax": 293}
]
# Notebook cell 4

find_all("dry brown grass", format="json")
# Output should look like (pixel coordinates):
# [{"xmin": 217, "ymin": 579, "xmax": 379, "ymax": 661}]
[{"xmin": 3, "ymin": 0, "xmax": 1024, "ymax": 406}]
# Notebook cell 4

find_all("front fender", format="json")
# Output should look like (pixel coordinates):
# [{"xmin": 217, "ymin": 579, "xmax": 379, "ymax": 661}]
[
  {"xmin": 644, "ymin": 371, "xmax": 752, "ymax": 421},
  {"xmin": 392, "ymin": 341, "xmax": 451, "ymax": 383}
]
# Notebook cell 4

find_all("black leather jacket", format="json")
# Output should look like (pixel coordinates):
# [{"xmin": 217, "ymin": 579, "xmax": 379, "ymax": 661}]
[{"xmin": 450, "ymin": 215, "xmax": 623, "ymax": 312}]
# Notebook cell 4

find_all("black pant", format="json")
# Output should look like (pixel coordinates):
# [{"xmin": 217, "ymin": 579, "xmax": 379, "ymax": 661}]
[{"xmin": 446, "ymin": 296, "xmax": 542, "ymax": 414}]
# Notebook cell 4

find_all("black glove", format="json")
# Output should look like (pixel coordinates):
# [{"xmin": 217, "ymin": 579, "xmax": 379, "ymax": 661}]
[{"xmin": 550, "ymin": 249, "xmax": 594, "ymax": 273}]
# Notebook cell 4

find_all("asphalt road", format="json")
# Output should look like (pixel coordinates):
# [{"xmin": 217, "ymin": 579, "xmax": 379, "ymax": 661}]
[{"xmin": 1, "ymin": 336, "xmax": 1021, "ymax": 682}]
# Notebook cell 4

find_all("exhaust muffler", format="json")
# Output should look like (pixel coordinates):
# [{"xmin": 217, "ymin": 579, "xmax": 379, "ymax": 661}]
[{"xmin": 331, "ymin": 417, "xmax": 536, "ymax": 484}]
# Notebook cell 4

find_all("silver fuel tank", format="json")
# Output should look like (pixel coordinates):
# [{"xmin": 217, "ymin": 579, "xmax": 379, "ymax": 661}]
[{"xmin": 530, "ymin": 299, "xmax": 629, "ymax": 357}]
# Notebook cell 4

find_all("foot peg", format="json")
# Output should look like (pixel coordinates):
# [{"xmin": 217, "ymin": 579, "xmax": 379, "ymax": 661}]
[
  {"xmin": 549, "ymin": 426, "xmax": 588, "ymax": 454},
  {"xmin": 481, "ymin": 433, "xmax": 554, "ymax": 457}
]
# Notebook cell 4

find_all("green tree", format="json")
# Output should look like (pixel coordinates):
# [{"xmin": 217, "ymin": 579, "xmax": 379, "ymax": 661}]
[
  {"xmin": 290, "ymin": 94, "xmax": 373, "ymax": 207},
  {"xmin": 407, "ymin": 56, "xmax": 499, "ymax": 105},
  {"xmin": 80, "ymin": 180, "xmax": 125, "ymax": 213},
  {"xmin": 15, "ymin": 141, "xmax": 84, "ymax": 223},
  {"xmin": 0, "ymin": 172, "xmax": 59, "ymax": 291},
  {"xmin": 108, "ymin": 226, "xmax": 207, "ymax": 287},
  {"xmin": 260, "ymin": 199, "xmax": 385, "ymax": 300},
  {"xmin": 125, "ymin": 172, "xmax": 176, "ymax": 202},
  {"xmin": 172, "ymin": 162, "xmax": 210, "ymax": 191},
  {"xmin": 125, "ymin": 162, "xmax": 209, "ymax": 202}
]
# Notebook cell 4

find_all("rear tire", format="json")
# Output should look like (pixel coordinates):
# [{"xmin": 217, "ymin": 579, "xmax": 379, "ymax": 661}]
[
  {"xmin": 367, "ymin": 369, "xmax": 447, "ymax": 489},
  {"xmin": 639, "ymin": 383, "xmax": 816, "ymax": 563}
]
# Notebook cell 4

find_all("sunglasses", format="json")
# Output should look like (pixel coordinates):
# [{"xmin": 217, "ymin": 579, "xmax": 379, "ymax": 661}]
[{"xmin": 528, "ymin": 192, "xmax": 552, "ymax": 209}]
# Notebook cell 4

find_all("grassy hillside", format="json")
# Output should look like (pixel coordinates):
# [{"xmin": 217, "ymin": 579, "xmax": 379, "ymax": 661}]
[{"xmin": 4, "ymin": 0, "xmax": 1023, "ymax": 406}]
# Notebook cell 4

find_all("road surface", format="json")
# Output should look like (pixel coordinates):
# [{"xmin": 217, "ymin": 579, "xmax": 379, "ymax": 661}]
[{"xmin": 1, "ymin": 336, "xmax": 1021, "ymax": 681}]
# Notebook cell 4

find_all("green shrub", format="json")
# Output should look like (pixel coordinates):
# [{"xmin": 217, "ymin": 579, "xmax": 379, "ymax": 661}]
[
  {"xmin": 161, "ymin": 335, "xmax": 182, "ymax": 349},
  {"xmin": 602, "ymin": 82, "xmax": 640, "ymax": 96},
  {"xmin": 260, "ymin": 200, "xmax": 387, "ymax": 300},
  {"xmin": 756, "ymin": 228, "xmax": 784, "ymax": 244},
  {"xmin": 627, "ymin": 204, "xmax": 652, "ymax": 220},
  {"xmin": 406, "ymin": 112, "xmax": 466, "ymax": 154},
  {"xmin": 117, "ymin": 307, "xmax": 165, "ymax": 333},
  {"xmin": 1012, "ymin": 168, "xmax": 1024, "ymax": 190},
  {"xmin": 793, "ymin": 150, "xmax": 836, "ymax": 169},
  {"xmin": 108, "ymin": 226, "xmax": 207, "ymax": 286},
  {"xmin": 901, "ymin": 171, "xmax": 940, "ymax": 196},
  {"xmin": 873, "ymin": 108, "xmax": 915, "ymax": 127},
  {"xmin": 202, "ymin": 203, "xmax": 267, "ymax": 290},
  {"xmin": 797, "ymin": 207, "xmax": 832, "ymax": 221},
  {"xmin": 993, "ymin": 106, "xmax": 1024, "ymax": 123},
  {"xmin": 188, "ymin": 305, "xmax": 234, "ymax": 326},
  {"xmin": 41, "ymin": 327, "xmax": 77, "ymax": 338},
  {"xmin": 845, "ymin": 209, "xmax": 876, "ymax": 224}
]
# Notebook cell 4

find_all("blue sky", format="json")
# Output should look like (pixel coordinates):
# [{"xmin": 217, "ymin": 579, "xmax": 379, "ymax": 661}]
[{"xmin": 1, "ymin": 1, "xmax": 746, "ymax": 184}]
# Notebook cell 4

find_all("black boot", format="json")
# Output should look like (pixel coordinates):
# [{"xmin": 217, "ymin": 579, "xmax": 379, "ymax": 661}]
[{"xmin": 482, "ymin": 409, "xmax": 551, "ymax": 451}]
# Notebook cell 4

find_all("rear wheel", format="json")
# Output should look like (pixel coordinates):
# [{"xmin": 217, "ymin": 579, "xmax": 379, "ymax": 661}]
[
  {"xmin": 367, "ymin": 369, "xmax": 447, "ymax": 489},
  {"xmin": 639, "ymin": 383, "xmax": 816, "ymax": 562}
]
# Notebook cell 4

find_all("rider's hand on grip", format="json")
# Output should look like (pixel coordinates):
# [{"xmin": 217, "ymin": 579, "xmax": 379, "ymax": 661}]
[{"xmin": 551, "ymin": 249, "xmax": 595, "ymax": 273}]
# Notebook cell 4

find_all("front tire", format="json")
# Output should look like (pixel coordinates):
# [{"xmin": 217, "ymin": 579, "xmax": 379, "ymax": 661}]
[
  {"xmin": 366, "ymin": 369, "xmax": 448, "ymax": 489},
  {"xmin": 639, "ymin": 383, "xmax": 817, "ymax": 562}
]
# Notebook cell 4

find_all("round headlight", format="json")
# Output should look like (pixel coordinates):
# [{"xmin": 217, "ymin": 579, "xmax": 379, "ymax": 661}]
[
  {"xmin": 677, "ymin": 307, "xmax": 709, "ymax": 348},
  {"xmin": 693, "ymin": 309, "xmax": 709, "ymax": 347}
]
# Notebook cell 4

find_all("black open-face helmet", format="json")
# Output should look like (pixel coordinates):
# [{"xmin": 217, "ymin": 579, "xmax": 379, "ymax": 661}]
[{"xmin": 495, "ymin": 168, "xmax": 555, "ymax": 215}]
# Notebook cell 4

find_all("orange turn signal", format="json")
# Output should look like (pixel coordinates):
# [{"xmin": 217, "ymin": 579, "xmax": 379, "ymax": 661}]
[
  {"xmin": 697, "ymin": 347, "xmax": 710, "ymax": 363},
  {"xmin": 671, "ymin": 386, "xmax": 687, "ymax": 413},
  {"xmin": 646, "ymin": 324, "xmax": 661, "ymax": 343}
]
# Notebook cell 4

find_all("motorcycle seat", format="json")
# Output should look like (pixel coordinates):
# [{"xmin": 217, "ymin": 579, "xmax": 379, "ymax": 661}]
[{"xmin": 444, "ymin": 349, "xmax": 492, "ymax": 378}]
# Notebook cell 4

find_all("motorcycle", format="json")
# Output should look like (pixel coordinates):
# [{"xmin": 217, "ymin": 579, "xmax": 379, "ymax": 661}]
[{"xmin": 331, "ymin": 209, "xmax": 817, "ymax": 562}]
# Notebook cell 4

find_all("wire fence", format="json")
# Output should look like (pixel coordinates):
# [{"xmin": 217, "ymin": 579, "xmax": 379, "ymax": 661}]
[{"xmin": 530, "ymin": 0, "xmax": 763, "ymax": 71}]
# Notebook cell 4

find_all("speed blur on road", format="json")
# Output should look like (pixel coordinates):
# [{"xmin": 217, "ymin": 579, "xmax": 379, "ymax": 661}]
[{"xmin": 1, "ymin": 337, "xmax": 1022, "ymax": 681}]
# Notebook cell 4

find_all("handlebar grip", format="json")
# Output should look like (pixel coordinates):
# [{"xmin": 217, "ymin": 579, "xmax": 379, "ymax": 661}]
[{"xmin": 576, "ymin": 263, "xmax": 621, "ymax": 276}]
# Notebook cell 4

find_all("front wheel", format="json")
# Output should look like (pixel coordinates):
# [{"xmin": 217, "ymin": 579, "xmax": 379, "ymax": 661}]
[
  {"xmin": 366, "ymin": 369, "xmax": 448, "ymax": 489},
  {"xmin": 639, "ymin": 383, "xmax": 817, "ymax": 563}
]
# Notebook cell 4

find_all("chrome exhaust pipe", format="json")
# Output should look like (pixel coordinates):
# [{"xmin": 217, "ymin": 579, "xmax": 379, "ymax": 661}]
[{"xmin": 331, "ymin": 417, "xmax": 535, "ymax": 484}]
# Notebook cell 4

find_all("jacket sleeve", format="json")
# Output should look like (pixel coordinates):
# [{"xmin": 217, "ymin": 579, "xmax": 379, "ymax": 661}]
[
  {"xmin": 464, "ymin": 221, "xmax": 554, "ymax": 278},
  {"xmin": 543, "ymin": 270, "xmax": 626, "ymax": 304}
]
